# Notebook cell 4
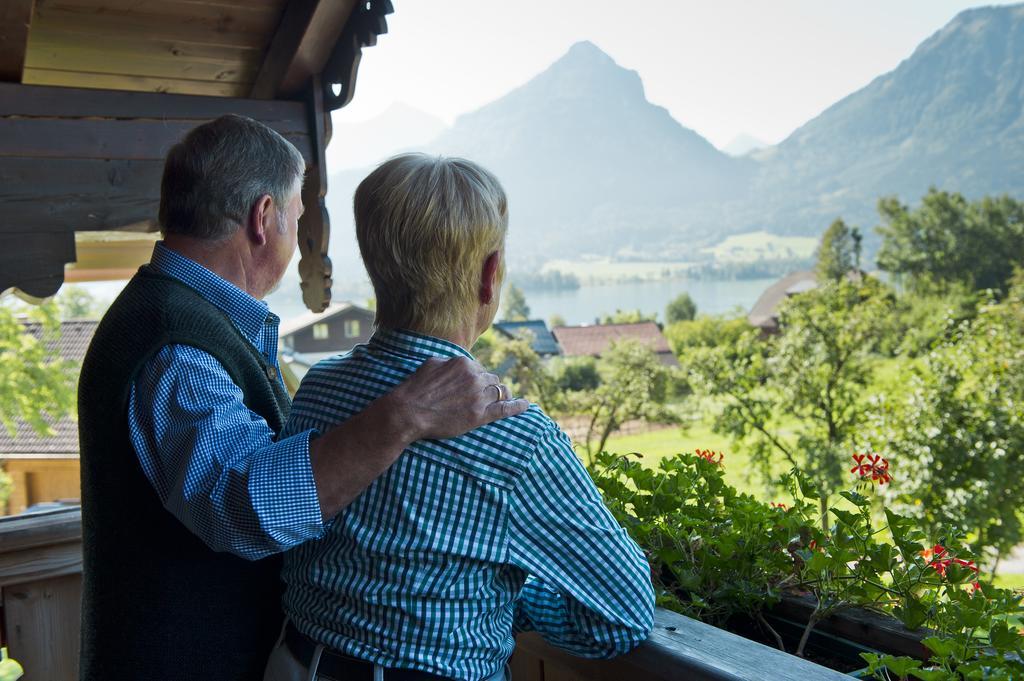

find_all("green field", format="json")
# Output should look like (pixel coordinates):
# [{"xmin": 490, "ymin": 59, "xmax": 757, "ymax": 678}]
[
  {"xmin": 540, "ymin": 258, "xmax": 693, "ymax": 284},
  {"xmin": 701, "ymin": 230, "xmax": 819, "ymax": 264},
  {"xmin": 602, "ymin": 423, "xmax": 774, "ymax": 499}
]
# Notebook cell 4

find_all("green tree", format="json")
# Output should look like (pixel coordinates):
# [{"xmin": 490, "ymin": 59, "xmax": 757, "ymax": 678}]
[
  {"xmin": 665, "ymin": 292, "xmax": 697, "ymax": 324},
  {"xmin": 502, "ymin": 284, "xmax": 530, "ymax": 321},
  {"xmin": 868, "ymin": 272, "xmax": 1024, "ymax": 563},
  {"xmin": 548, "ymin": 314, "xmax": 566, "ymax": 328},
  {"xmin": 664, "ymin": 315, "xmax": 750, "ymax": 356},
  {"xmin": 551, "ymin": 356, "xmax": 600, "ymax": 392},
  {"xmin": 573, "ymin": 340, "xmax": 678, "ymax": 464},
  {"xmin": 685, "ymin": 279, "xmax": 894, "ymax": 525},
  {"xmin": 876, "ymin": 189, "xmax": 1024, "ymax": 294},
  {"xmin": 815, "ymin": 218, "xmax": 862, "ymax": 282},
  {"xmin": 55, "ymin": 285, "xmax": 105, "ymax": 319},
  {"xmin": 489, "ymin": 332, "xmax": 556, "ymax": 408},
  {"xmin": 598, "ymin": 309, "xmax": 657, "ymax": 325},
  {"xmin": 0, "ymin": 301, "xmax": 79, "ymax": 510},
  {"xmin": 0, "ymin": 302, "xmax": 78, "ymax": 437}
]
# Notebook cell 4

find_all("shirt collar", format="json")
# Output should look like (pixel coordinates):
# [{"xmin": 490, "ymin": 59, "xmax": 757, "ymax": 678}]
[
  {"xmin": 369, "ymin": 328, "xmax": 475, "ymax": 362},
  {"xmin": 148, "ymin": 242, "xmax": 272, "ymax": 343}
]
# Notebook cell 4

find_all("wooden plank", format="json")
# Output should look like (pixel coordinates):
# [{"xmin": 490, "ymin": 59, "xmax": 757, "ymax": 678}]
[
  {"xmin": 0, "ymin": 507, "xmax": 81, "ymax": 554},
  {"xmin": 0, "ymin": 116, "xmax": 313, "ymax": 163},
  {"xmin": 0, "ymin": 81, "xmax": 305, "ymax": 122},
  {"xmin": 4, "ymin": 573, "xmax": 81, "ymax": 681},
  {"xmin": 0, "ymin": 158, "xmax": 162, "ymax": 230},
  {"xmin": 0, "ymin": 541, "xmax": 82, "ymax": 587},
  {"xmin": 26, "ymin": 32, "xmax": 259, "ymax": 84},
  {"xmin": 33, "ymin": 0, "xmax": 280, "ymax": 50},
  {"xmin": 22, "ymin": 67, "xmax": 250, "ymax": 97},
  {"xmin": 0, "ymin": 230, "xmax": 73, "ymax": 299},
  {"xmin": 0, "ymin": 0, "xmax": 35, "ymax": 82},
  {"xmin": 515, "ymin": 608, "xmax": 852, "ymax": 681},
  {"xmin": 250, "ymin": 0, "xmax": 357, "ymax": 99}
]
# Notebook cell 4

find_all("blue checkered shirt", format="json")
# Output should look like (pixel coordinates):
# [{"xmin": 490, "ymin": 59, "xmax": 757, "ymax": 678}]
[
  {"xmin": 281, "ymin": 329, "xmax": 654, "ymax": 680},
  {"xmin": 128, "ymin": 243, "xmax": 324, "ymax": 559}
]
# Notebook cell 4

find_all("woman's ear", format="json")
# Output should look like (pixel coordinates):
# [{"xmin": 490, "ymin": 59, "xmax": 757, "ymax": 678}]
[{"xmin": 480, "ymin": 250, "xmax": 501, "ymax": 305}]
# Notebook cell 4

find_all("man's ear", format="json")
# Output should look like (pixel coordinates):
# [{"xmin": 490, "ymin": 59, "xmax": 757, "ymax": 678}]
[
  {"xmin": 480, "ymin": 251, "xmax": 501, "ymax": 305},
  {"xmin": 248, "ymin": 194, "xmax": 274, "ymax": 246}
]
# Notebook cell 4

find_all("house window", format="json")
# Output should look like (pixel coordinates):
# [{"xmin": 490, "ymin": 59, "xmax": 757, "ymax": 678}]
[
  {"xmin": 344, "ymin": 320, "xmax": 361, "ymax": 338},
  {"xmin": 313, "ymin": 323, "xmax": 329, "ymax": 340}
]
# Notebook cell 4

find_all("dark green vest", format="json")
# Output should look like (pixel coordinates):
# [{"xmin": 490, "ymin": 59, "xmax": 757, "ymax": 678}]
[{"xmin": 78, "ymin": 267, "xmax": 291, "ymax": 681}]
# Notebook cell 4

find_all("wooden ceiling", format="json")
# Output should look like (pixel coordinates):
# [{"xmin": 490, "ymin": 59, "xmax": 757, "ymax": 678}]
[
  {"xmin": 19, "ymin": 0, "xmax": 357, "ymax": 98},
  {"xmin": 0, "ymin": 0, "xmax": 392, "ymax": 310}
]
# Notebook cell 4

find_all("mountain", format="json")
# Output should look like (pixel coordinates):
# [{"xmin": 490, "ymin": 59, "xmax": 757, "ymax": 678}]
[
  {"xmin": 748, "ymin": 3, "xmax": 1024, "ymax": 237},
  {"xmin": 722, "ymin": 133, "xmax": 768, "ymax": 157},
  {"xmin": 321, "ymin": 7, "xmax": 1024, "ymax": 284},
  {"xmin": 423, "ymin": 40, "xmax": 754, "ymax": 267}
]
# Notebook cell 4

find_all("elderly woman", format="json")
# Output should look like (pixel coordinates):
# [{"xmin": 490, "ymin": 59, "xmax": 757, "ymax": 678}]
[{"xmin": 265, "ymin": 154, "xmax": 654, "ymax": 681}]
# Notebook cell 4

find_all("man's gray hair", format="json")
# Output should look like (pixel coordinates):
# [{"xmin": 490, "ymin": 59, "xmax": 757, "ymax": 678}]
[{"xmin": 159, "ymin": 114, "xmax": 306, "ymax": 240}]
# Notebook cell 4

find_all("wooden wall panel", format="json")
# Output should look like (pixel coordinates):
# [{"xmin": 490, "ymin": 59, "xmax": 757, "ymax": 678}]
[
  {"xmin": 3, "ymin": 573, "xmax": 81, "ymax": 681},
  {"xmin": 0, "ymin": 158, "xmax": 163, "ymax": 231}
]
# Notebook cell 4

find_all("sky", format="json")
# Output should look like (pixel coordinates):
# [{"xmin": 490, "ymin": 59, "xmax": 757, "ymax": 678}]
[{"xmin": 336, "ymin": 0, "xmax": 1021, "ymax": 149}]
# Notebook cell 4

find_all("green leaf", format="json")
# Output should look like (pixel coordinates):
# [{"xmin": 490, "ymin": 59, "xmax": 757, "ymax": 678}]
[
  {"xmin": 895, "ymin": 598, "xmax": 930, "ymax": 630},
  {"xmin": 840, "ymin": 489, "xmax": 871, "ymax": 508},
  {"xmin": 989, "ymin": 620, "xmax": 1020, "ymax": 651},
  {"xmin": 879, "ymin": 655, "xmax": 922, "ymax": 677},
  {"xmin": 922, "ymin": 636, "xmax": 956, "ymax": 659}
]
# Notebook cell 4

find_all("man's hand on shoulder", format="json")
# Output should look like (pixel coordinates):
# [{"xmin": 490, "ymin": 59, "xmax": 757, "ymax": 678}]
[
  {"xmin": 309, "ymin": 356, "xmax": 528, "ymax": 519},
  {"xmin": 385, "ymin": 356, "xmax": 530, "ymax": 441}
]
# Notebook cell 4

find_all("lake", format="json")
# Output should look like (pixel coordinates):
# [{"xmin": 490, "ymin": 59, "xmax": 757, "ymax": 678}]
[
  {"xmin": 70, "ymin": 274, "xmax": 777, "ymax": 327},
  {"xmin": 521, "ymin": 277, "xmax": 776, "ymax": 325}
]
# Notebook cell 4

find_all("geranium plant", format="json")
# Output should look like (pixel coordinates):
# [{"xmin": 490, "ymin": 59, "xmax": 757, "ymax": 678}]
[{"xmin": 588, "ymin": 450, "xmax": 1024, "ymax": 679}]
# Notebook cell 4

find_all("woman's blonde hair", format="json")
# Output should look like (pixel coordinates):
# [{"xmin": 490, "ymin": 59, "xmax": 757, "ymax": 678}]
[{"xmin": 354, "ymin": 153, "xmax": 508, "ymax": 336}]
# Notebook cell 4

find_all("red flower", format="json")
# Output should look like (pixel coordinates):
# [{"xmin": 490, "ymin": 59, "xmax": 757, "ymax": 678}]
[
  {"xmin": 851, "ymin": 453, "xmax": 892, "ymax": 484},
  {"xmin": 770, "ymin": 502, "xmax": 788, "ymax": 511},
  {"xmin": 923, "ymin": 544, "xmax": 979, "ymax": 579},
  {"xmin": 695, "ymin": 449, "xmax": 724, "ymax": 466}
]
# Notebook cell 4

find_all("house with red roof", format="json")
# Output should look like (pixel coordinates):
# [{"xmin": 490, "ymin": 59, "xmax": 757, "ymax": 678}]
[{"xmin": 551, "ymin": 321, "xmax": 679, "ymax": 367}]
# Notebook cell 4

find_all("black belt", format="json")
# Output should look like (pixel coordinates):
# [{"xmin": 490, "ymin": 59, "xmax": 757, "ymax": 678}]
[{"xmin": 284, "ymin": 622, "xmax": 454, "ymax": 681}]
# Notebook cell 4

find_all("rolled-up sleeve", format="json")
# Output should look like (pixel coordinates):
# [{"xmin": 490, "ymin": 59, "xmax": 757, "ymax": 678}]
[
  {"xmin": 508, "ymin": 426, "xmax": 654, "ymax": 658},
  {"xmin": 128, "ymin": 344, "xmax": 324, "ymax": 559}
]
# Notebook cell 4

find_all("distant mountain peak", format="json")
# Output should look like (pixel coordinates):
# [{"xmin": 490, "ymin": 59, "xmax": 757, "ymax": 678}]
[
  {"xmin": 564, "ymin": 40, "xmax": 614, "ymax": 60},
  {"xmin": 723, "ymin": 133, "xmax": 769, "ymax": 157}
]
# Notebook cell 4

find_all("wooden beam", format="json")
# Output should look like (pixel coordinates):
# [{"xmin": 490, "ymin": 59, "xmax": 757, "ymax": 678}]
[
  {"xmin": 0, "ymin": 83, "xmax": 315, "ymax": 162},
  {"xmin": 297, "ymin": 75, "xmax": 332, "ymax": 312},
  {"xmin": 0, "ymin": 158, "xmax": 163, "ymax": 231},
  {"xmin": 0, "ymin": 229, "xmax": 73, "ymax": 299},
  {"xmin": 250, "ymin": 0, "xmax": 357, "ymax": 99},
  {"xmin": 0, "ymin": 81, "xmax": 305, "ymax": 125},
  {"xmin": 0, "ymin": 0, "xmax": 35, "ymax": 82}
]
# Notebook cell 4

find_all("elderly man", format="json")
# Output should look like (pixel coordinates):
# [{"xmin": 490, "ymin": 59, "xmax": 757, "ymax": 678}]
[
  {"xmin": 264, "ymin": 154, "xmax": 654, "ymax": 681},
  {"xmin": 77, "ymin": 117, "xmax": 527, "ymax": 681}
]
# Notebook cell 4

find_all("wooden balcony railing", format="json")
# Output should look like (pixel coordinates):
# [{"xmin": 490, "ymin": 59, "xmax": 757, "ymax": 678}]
[
  {"xmin": 0, "ymin": 508, "xmax": 852, "ymax": 680},
  {"xmin": 0, "ymin": 506, "xmax": 82, "ymax": 681}
]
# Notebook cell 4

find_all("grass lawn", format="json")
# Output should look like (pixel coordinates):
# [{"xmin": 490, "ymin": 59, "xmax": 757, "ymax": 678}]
[
  {"xmin": 601, "ymin": 423, "xmax": 776, "ymax": 500},
  {"xmin": 993, "ymin": 573, "xmax": 1024, "ymax": 590}
]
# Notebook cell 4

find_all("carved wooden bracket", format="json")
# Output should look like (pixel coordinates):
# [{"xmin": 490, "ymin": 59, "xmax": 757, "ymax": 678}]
[
  {"xmin": 321, "ymin": 0, "xmax": 392, "ymax": 111},
  {"xmin": 297, "ymin": 75, "xmax": 333, "ymax": 313}
]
